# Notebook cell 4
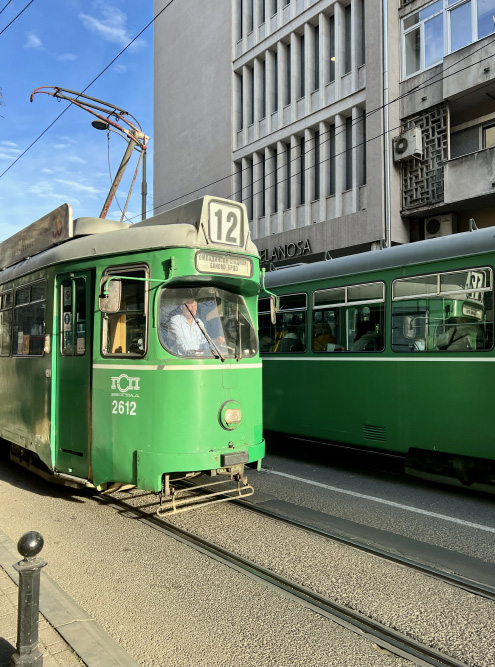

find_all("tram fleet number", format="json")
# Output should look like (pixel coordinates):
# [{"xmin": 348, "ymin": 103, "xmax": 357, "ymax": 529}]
[{"xmin": 111, "ymin": 400, "xmax": 137, "ymax": 416}]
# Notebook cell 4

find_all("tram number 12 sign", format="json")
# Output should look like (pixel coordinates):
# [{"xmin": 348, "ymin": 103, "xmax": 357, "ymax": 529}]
[{"xmin": 209, "ymin": 202, "xmax": 244, "ymax": 247}]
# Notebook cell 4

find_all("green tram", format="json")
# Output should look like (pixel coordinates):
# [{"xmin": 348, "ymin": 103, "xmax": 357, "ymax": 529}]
[
  {"xmin": 0, "ymin": 196, "xmax": 264, "ymax": 512},
  {"xmin": 259, "ymin": 228, "xmax": 495, "ymax": 493}
]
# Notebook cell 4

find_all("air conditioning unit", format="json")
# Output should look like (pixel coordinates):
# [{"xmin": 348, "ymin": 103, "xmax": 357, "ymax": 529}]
[
  {"xmin": 424, "ymin": 214, "xmax": 457, "ymax": 239},
  {"xmin": 393, "ymin": 128, "xmax": 422, "ymax": 162}
]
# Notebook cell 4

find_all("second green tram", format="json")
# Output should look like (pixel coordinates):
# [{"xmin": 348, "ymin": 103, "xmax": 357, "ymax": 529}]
[
  {"xmin": 259, "ymin": 228, "xmax": 495, "ymax": 493},
  {"xmin": 0, "ymin": 196, "xmax": 264, "ymax": 512}
]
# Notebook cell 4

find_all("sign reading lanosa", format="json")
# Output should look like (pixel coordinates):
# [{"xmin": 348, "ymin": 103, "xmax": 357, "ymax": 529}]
[{"xmin": 259, "ymin": 239, "xmax": 311, "ymax": 263}]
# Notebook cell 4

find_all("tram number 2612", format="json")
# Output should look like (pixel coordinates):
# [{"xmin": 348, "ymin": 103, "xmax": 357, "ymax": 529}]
[{"xmin": 111, "ymin": 400, "xmax": 137, "ymax": 416}]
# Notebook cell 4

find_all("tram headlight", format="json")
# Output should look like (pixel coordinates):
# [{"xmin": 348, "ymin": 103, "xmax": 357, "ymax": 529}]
[{"xmin": 219, "ymin": 401, "xmax": 242, "ymax": 430}]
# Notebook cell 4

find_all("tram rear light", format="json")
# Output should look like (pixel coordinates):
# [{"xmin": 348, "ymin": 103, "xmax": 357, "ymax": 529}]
[
  {"xmin": 44, "ymin": 335, "xmax": 51, "ymax": 355},
  {"xmin": 225, "ymin": 408, "xmax": 241, "ymax": 424}
]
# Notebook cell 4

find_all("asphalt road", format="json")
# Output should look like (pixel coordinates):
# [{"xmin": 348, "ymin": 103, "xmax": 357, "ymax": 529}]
[{"xmin": 0, "ymin": 453, "xmax": 413, "ymax": 667}]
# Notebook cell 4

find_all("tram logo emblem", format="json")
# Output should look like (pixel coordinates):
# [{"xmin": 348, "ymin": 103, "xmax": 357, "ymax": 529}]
[{"xmin": 111, "ymin": 374, "xmax": 140, "ymax": 394}]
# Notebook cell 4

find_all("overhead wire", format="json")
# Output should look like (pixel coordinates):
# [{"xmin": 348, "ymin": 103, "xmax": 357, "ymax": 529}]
[
  {"xmin": 0, "ymin": 1, "xmax": 494, "ymax": 214},
  {"xmin": 0, "ymin": 0, "xmax": 176, "ymax": 179},
  {"xmin": 0, "ymin": 1, "xmax": 12, "ymax": 17},
  {"xmin": 0, "ymin": 0, "xmax": 34, "ymax": 36},
  {"xmin": 129, "ymin": 34, "xmax": 495, "ymax": 220}
]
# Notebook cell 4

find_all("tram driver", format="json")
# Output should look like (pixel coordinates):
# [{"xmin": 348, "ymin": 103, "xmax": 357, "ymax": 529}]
[{"xmin": 168, "ymin": 299, "xmax": 225, "ymax": 356}]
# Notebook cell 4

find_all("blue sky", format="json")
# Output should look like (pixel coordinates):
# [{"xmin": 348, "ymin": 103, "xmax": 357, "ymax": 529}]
[{"xmin": 0, "ymin": 0, "xmax": 154, "ymax": 242}]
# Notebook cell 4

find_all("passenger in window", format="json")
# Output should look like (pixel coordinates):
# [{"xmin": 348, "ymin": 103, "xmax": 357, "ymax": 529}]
[
  {"xmin": 436, "ymin": 317, "xmax": 483, "ymax": 351},
  {"xmin": 352, "ymin": 321, "xmax": 382, "ymax": 351},
  {"xmin": 312, "ymin": 322, "xmax": 335, "ymax": 351}
]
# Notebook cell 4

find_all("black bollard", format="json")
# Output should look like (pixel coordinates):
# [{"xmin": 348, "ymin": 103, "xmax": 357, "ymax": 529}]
[{"xmin": 10, "ymin": 532, "xmax": 47, "ymax": 667}]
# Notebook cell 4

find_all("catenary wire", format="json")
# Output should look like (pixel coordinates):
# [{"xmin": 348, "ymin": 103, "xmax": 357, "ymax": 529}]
[
  {"xmin": 0, "ymin": 4, "xmax": 494, "ymax": 209},
  {"xmin": 128, "ymin": 35, "xmax": 495, "ymax": 220},
  {"xmin": 0, "ymin": 1, "xmax": 12, "ymax": 17},
  {"xmin": 0, "ymin": 0, "xmax": 176, "ymax": 179},
  {"xmin": 0, "ymin": 0, "xmax": 34, "ymax": 36}
]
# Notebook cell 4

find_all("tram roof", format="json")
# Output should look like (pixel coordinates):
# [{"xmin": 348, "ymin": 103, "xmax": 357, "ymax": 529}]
[
  {"xmin": 0, "ymin": 197, "xmax": 257, "ymax": 283},
  {"xmin": 264, "ymin": 227, "xmax": 495, "ymax": 289}
]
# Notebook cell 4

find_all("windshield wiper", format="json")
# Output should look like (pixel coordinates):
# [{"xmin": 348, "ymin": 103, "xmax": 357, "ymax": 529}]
[
  {"xmin": 184, "ymin": 303, "xmax": 225, "ymax": 362},
  {"xmin": 236, "ymin": 304, "xmax": 242, "ymax": 362}
]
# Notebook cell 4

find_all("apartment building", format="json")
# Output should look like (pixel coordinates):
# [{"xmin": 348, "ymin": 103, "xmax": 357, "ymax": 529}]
[{"xmin": 154, "ymin": 0, "xmax": 495, "ymax": 266}]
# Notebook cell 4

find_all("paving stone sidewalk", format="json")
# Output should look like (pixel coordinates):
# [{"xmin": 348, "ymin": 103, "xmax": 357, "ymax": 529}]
[{"xmin": 0, "ymin": 564, "xmax": 84, "ymax": 667}]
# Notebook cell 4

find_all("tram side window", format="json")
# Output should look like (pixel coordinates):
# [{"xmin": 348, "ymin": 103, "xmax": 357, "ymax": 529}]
[
  {"xmin": 13, "ymin": 281, "xmax": 46, "ymax": 356},
  {"xmin": 391, "ymin": 268, "xmax": 493, "ymax": 352},
  {"xmin": 258, "ymin": 293, "xmax": 307, "ymax": 353},
  {"xmin": 101, "ymin": 268, "xmax": 147, "ymax": 357},
  {"xmin": 0, "ymin": 291, "xmax": 13, "ymax": 356},
  {"xmin": 312, "ymin": 283, "xmax": 385, "ymax": 352}
]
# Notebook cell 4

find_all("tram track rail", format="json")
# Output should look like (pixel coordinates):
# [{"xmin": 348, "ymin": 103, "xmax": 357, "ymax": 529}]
[
  {"xmin": 230, "ymin": 496, "xmax": 495, "ymax": 602},
  {"xmin": 97, "ymin": 491, "xmax": 475, "ymax": 667}
]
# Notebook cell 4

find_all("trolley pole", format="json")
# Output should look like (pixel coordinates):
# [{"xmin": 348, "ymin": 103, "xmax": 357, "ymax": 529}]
[{"xmin": 10, "ymin": 532, "xmax": 47, "ymax": 667}]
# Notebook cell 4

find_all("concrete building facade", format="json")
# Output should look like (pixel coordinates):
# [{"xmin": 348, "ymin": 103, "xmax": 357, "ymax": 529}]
[{"xmin": 154, "ymin": 0, "xmax": 495, "ymax": 267}]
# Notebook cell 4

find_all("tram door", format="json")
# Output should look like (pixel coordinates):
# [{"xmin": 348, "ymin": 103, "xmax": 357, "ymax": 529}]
[{"xmin": 54, "ymin": 271, "xmax": 93, "ymax": 478}]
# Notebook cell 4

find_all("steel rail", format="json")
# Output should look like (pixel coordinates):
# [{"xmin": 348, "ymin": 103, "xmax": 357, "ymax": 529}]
[
  {"xmin": 231, "ymin": 497, "xmax": 495, "ymax": 602},
  {"xmin": 99, "ymin": 492, "xmax": 471, "ymax": 667}
]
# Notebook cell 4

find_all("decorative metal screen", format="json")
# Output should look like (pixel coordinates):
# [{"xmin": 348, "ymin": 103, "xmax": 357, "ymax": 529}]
[{"xmin": 402, "ymin": 104, "xmax": 448, "ymax": 210}]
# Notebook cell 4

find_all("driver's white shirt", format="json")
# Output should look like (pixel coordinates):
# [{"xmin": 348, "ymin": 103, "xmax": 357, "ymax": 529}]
[{"xmin": 170, "ymin": 314, "xmax": 206, "ymax": 354}]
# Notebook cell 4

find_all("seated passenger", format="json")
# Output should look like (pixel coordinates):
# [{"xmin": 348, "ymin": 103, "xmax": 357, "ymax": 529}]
[
  {"xmin": 436, "ymin": 317, "xmax": 483, "ymax": 351},
  {"xmin": 277, "ymin": 325, "xmax": 301, "ymax": 352},
  {"xmin": 312, "ymin": 322, "xmax": 335, "ymax": 351},
  {"xmin": 351, "ymin": 321, "xmax": 382, "ymax": 351}
]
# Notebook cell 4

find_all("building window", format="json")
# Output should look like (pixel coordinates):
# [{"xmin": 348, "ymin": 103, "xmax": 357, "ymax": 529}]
[
  {"xmin": 329, "ymin": 15, "xmax": 335, "ymax": 82},
  {"xmin": 261, "ymin": 155, "xmax": 266, "ymax": 217},
  {"xmin": 272, "ymin": 0, "xmax": 277, "ymax": 15},
  {"xmin": 299, "ymin": 137, "xmax": 305, "ymax": 205},
  {"xmin": 345, "ymin": 117, "xmax": 353, "ymax": 191},
  {"xmin": 239, "ymin": 73, "xmax": 244, "ymax": 130},
  {"xmin": 484, "ymin": 123, "xmax": 495, "ymax": 148},
  {"xmin": 238, "ymin": 0, "xmax": 243, "ymax": 40},
  {"xmin": 250, "ymin": 66, "xmax": 254, "ymax": 124},
  {"xmin": 300, "ymin": 34, "xmax": 305, "ymax": 98},
  {"xmin": 329, "ymin": 124, "xmax": 336, "ymax": 196},
  {"xmin": 260, "ymin": 0, "xmax": 265, "ymax": 24},
  {"xmin": 286, "ymin": 43, "xmax": 291, "ymax": 105},
  {"xmin": 314, "ymin": 130, "xmax": 320, "ymax": 201},
  {"xmin": 274, "ymin": 50, "xmax": 279, "ymax": 110},
  {"xmin": 344, "ymin": 4, "xmax": 352, "ymax": 74},
  {"xmin": 248, "ymin": 0, "xmax": 254, "ymax": 33},
  {"xmin": 359, "ymin": 0, "xmax": 365, "ymax": 66},
  {"xmin": 361, "ymin": 110, "xmax": 367, "ymax": 186},
  {"xmin": 286, "ymin": 142, "xmax": 291, "ymax": 208},
  {"xmin": 261, "ymin": 59, "xmax": 266, "ymax": 119},
  {"xmin": 314, "ymin": 25, "xmax": 320, "ymax": 90},
  {"xmin": 402, "ymin": 0, "xmax": 495, "ymax": 79}
]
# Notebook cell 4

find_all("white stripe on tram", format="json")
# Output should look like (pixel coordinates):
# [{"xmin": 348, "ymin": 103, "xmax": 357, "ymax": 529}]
[
  {"xmin": 93, "ymin": 363, "xmax": 262, "ymax": 371},
  {"xmin": 268, "ymin": 471, "xmax": 495, "ymax": 534},
  {"xmin": 263, "ymin": 356, "xmax": 495, "ymax": 362}
]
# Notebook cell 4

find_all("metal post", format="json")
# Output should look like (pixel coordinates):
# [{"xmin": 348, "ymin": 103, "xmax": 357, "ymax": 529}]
[
  {"xmin": 10, "ymin": 532, "xmax": 47, "ymax": 667},
  {"xmin": 141, "ymin": 148, "xmax": 147, "ymax": 221}
]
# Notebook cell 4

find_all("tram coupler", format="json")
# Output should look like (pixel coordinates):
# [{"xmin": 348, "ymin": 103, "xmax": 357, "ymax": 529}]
[{"xmin": 156, "ymin": 475, "xmax": 254, "ymax": 516}]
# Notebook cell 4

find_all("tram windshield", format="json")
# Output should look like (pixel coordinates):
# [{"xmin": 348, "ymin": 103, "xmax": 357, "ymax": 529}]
[{"xmin": 158, "ymin": 286, "xmax": 258, "ymax": 359}]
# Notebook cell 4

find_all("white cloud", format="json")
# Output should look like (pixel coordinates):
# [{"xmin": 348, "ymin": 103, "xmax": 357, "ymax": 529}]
[
  {"xmin": 24, "ymin": 31, "xmax": 43, "ymax": 50},
  {"xmin": 112, "ymin": 63, "xmax": 127, "ymax": 74},
  {"xmin": 1, "ymin": 141, "xmax": 19, "ymax": 148},
  {"xmin": 55, "ymin": 179, "xmax": 103, "ymax": 196},
  {"xmin": 66, "ymin": 156, "xmax": 87, "ymax": 165},
  {"xmin": 79, "ymin": 6, "xmax": 146, "ymax": 51},
  {"xmin": 56, "ymin": 53, "xmax": 78, "ymax": 62}
]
